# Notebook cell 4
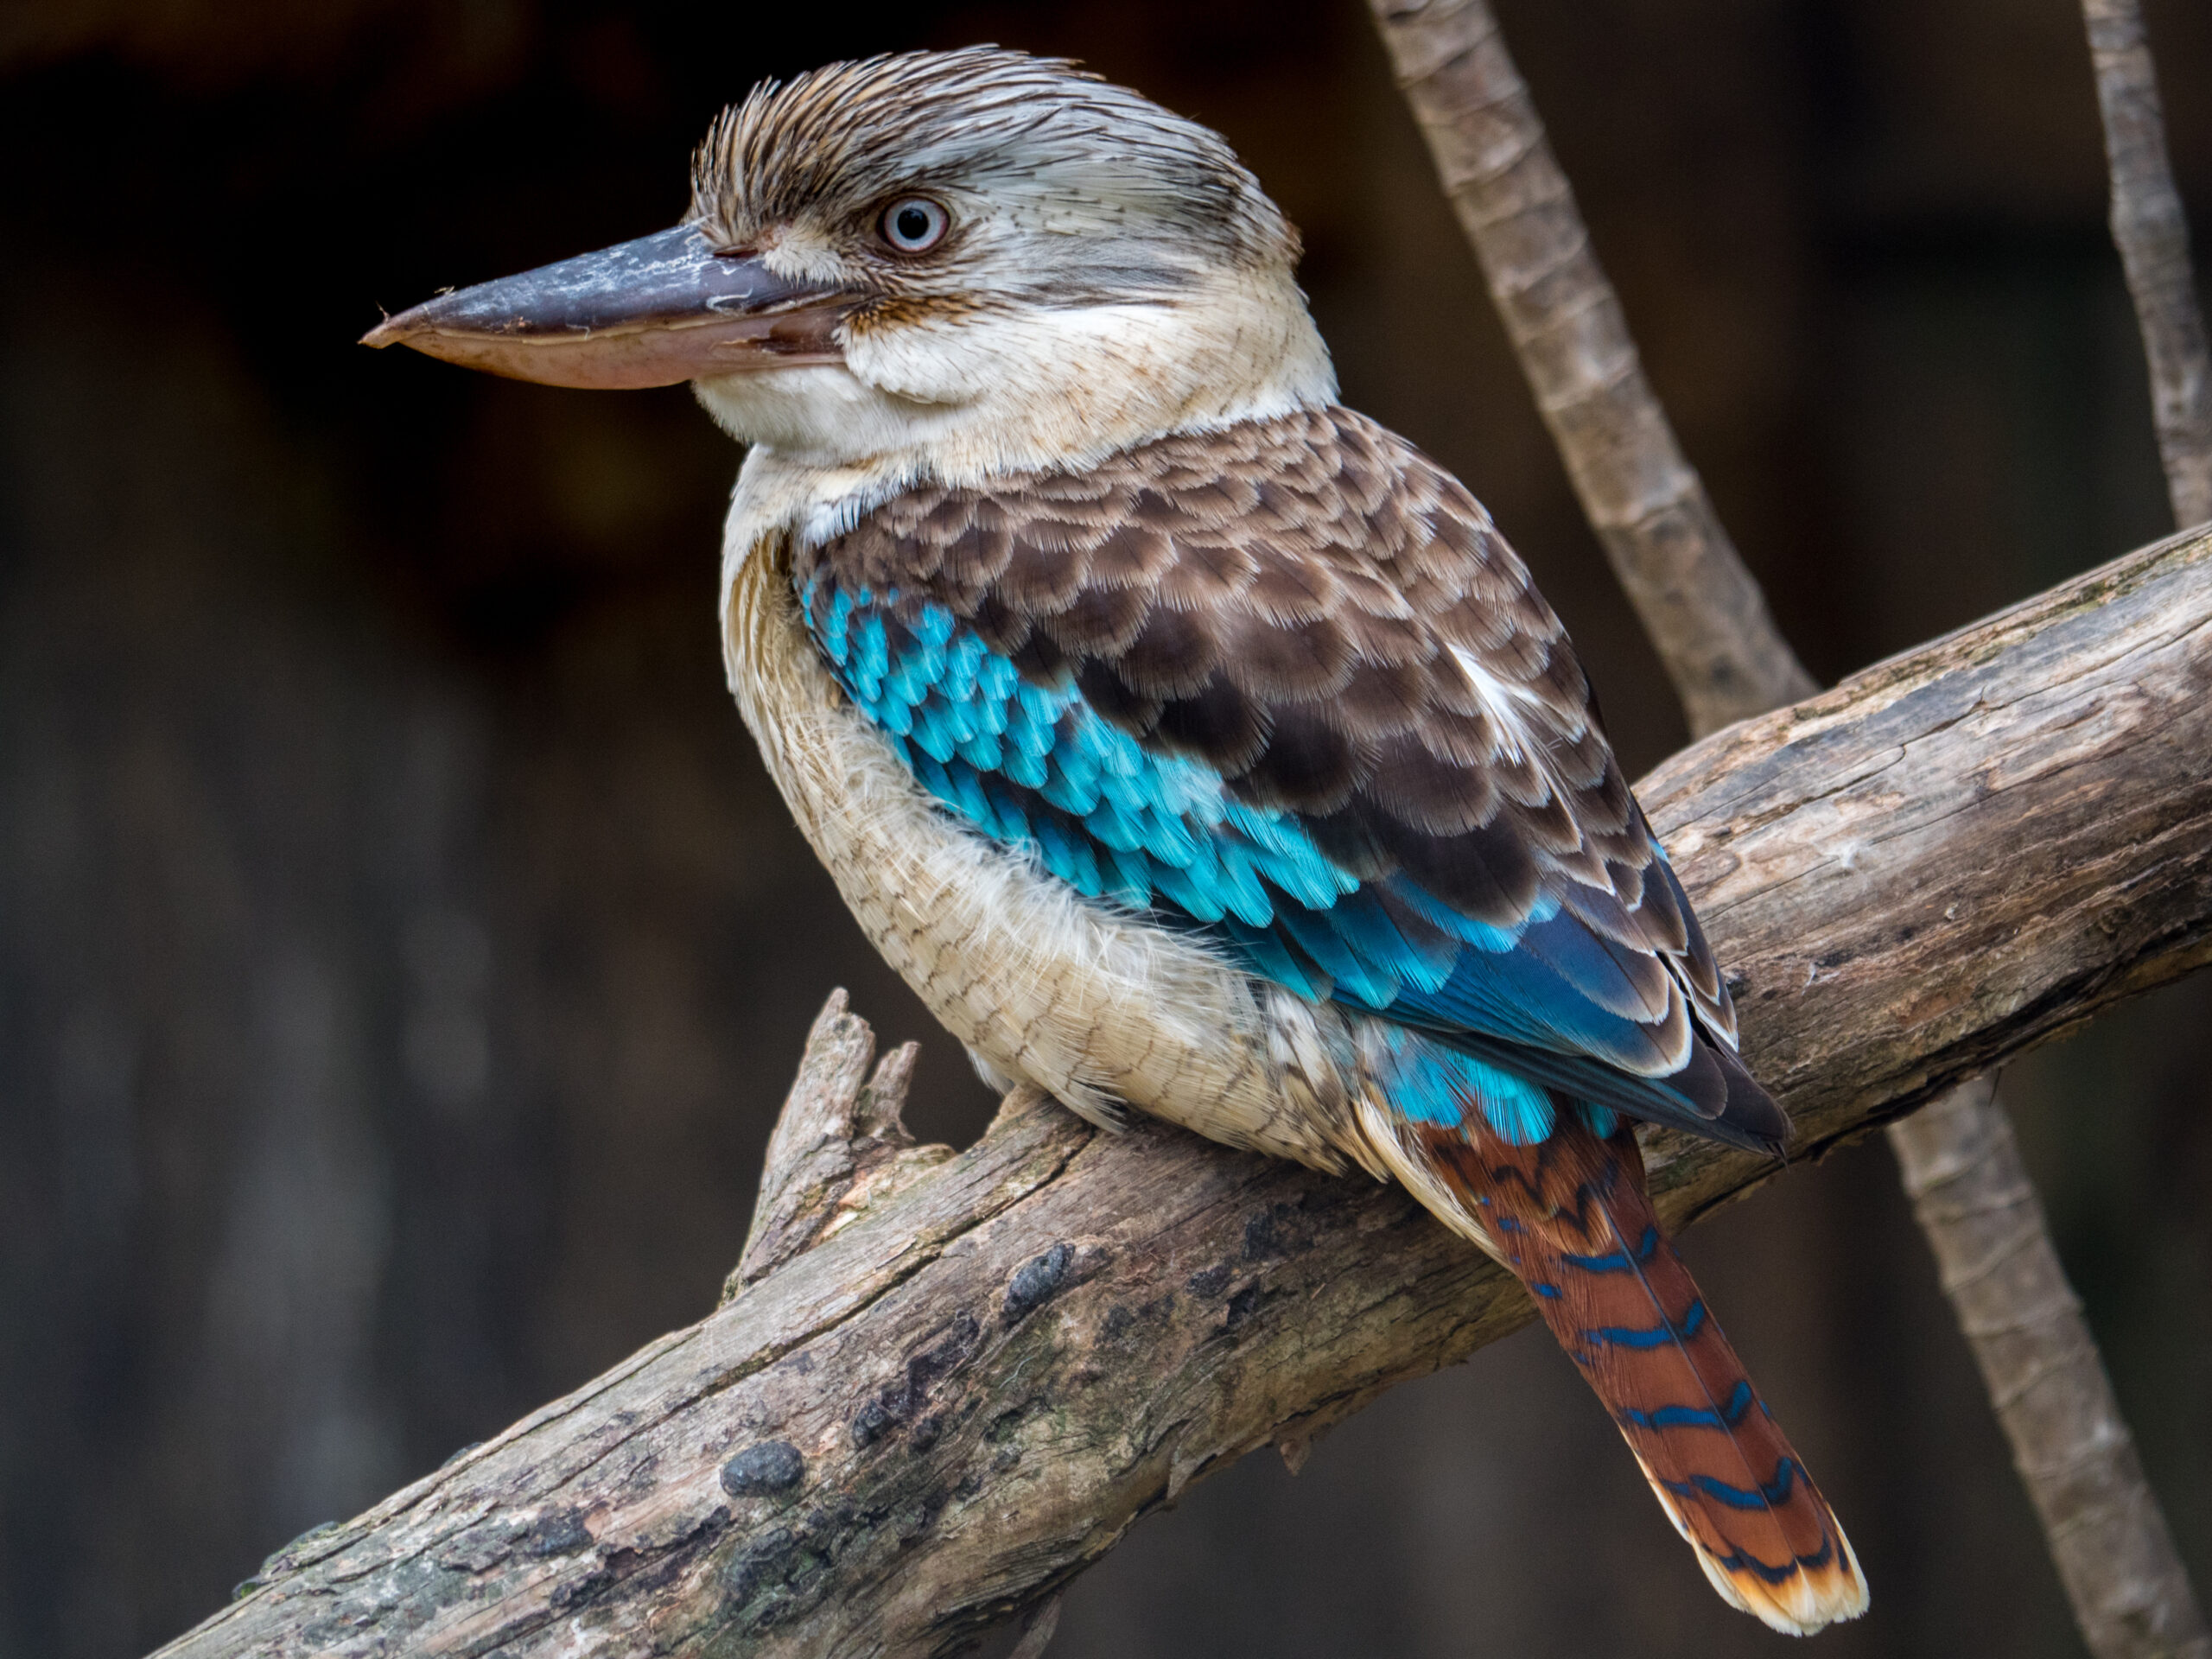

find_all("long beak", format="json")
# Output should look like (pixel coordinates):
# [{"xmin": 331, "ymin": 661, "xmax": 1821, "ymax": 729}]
[{"xmin": 359, "ymin": 224, "xmax": 855, "ymax": 389}]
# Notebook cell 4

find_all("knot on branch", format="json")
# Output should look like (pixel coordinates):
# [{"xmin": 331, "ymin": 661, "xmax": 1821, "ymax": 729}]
[{"xmin": 722, "ymin": 989, "xmax": 953, "ymax": 1299}]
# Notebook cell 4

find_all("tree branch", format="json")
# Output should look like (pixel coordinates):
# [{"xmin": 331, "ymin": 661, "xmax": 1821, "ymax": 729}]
[
  {"xmin": 1372, "ymin": 6, "xmax": 2209, "ymax": 1652},
  {"xmin": 2084, "ymin": 0, "xmax": 2212, "ymax": 530},
  {"xmin": 1892, "ymin": 1081, "xmax": 2212, "ymax": 1659},
  {"xmin": 1882, "ymin": 13, "xmax": 2212, "ymax": 1650},
  {"xmin": 154, "ymin": 522, "xmax": 2212, "ymax": 1658},
  {"xmin": 1363, "ymin": 0, "xmax": 1817, "ymax": 734}
]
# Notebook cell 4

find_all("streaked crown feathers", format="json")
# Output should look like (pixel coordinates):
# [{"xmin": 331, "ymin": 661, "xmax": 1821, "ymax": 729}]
[{"xmin": 688, "ymin": 48, "xmax": 1302, "ymax": 284}]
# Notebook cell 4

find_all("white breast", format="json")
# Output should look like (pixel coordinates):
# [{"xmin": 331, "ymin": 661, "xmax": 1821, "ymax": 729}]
[{"xmin": 717, "ymin": 489, "xmax": 1372, "ymax": 1175}]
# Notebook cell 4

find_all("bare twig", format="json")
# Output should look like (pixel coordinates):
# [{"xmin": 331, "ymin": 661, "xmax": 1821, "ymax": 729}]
[
  {"xmin": 1370, "ymin": 4, "xmax": 2209, "ymax": 1652},
  {"xmin": 1365, "ymin": 0, "xmax": 1817, "ymax": 736},
  {"xmin": 1009, "ymin": 1593, "xmax": 1065, "ymax": 1659},
  {"xmin": 1879, "ymin": 1076, "xmax": 2211, "ymax": 1659},
  {"xmin": 152, "ymin": 524, "xmax": 2212, "ymax": 1658},
  {"xmin": 1892, "ymin": 1080, "xmax": 2212, "ymax": 1659},
  {"xmin": 2084, "ymin": 0, "xmax": 2212, "ymax": 528}
]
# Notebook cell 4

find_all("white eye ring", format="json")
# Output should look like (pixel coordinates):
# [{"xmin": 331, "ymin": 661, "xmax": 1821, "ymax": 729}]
[{"xmin": 880, "ymin": 196, "xmax": 950, "ymax": 253}]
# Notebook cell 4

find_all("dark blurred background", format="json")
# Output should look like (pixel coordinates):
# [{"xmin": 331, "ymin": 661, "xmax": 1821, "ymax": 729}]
[{"xmin": 3, "ymin": 0, "xmax": 2209, "ymax": 1654}]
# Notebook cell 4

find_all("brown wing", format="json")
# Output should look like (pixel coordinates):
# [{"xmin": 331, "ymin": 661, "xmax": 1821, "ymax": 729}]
[{"xmin": 800, "ymin": 406, "xmax": 1777, "ymax": 1144}]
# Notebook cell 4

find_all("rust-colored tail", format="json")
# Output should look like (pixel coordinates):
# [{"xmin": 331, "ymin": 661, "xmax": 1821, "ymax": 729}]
[{"xmin": 1420, "ymin": 1116, "xmax": 1867, "ymax": 1635}]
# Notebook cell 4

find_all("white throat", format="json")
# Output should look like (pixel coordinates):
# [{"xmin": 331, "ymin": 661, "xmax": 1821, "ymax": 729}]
[{"xmin": 699, "ymin": 265, "xmax": 1337, "ymax": 559}]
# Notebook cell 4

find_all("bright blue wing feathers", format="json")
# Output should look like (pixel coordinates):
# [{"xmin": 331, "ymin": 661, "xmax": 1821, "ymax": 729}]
[
  {"xmin": 804, "ymin": 576, "xmax": 1689, "ymax": 1144},
  {"xmin": 785, "ymin": 406, "xmax": 1787, "ymax": 1156}
]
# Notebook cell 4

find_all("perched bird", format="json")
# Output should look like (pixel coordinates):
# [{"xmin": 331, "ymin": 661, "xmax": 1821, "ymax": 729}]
[{"xmin": 365, "ymin": 48, "xmax": 1867, "ymax": 1634}]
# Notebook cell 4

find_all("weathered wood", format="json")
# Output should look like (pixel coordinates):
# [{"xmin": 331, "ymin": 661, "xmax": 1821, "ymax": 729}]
[
  {"xmin": 1892, "ymin": 1079, "xmax": 2212, "ymax": 1659},
  {"xmin": 1374, "ymin": 6, "xmax": 2206, "ymax": 1642},
  {"xmin": 1366, "ymin": 0, "xmax": 1818, "ymax": 734},
  {"xmin": 152, "ymin": 522, "xmax": 2212, "ymax": 1659},
  {"xmin": 1884, "ymin": 16, "xmax": 2212, "ymax": 1612},
  {"xmin": 730, "ymin": 990, "xmax": 938, "ymax": 1296}
]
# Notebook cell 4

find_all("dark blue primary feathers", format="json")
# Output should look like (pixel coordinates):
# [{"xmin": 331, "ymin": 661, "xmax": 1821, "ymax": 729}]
[{"xmin": 793, "ymin": 407, "xmax": 1786, "ymax": 1154}]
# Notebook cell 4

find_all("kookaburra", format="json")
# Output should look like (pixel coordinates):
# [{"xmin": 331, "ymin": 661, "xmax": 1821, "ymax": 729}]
[{"xmin": 366, "ymin": 48, "xmax": 1867, "ymax": 1633}]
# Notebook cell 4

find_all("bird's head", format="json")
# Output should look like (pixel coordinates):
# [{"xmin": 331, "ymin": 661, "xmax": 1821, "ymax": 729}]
[{"xmin": 365, "ymin": 48, "xmax": 1336, "ymax": 480}]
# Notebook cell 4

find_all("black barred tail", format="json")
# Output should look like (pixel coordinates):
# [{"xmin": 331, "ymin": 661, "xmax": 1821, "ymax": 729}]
[{"xmin": 1402, "ymin": 1114, "xmax": 1868, "ymax": 1635}]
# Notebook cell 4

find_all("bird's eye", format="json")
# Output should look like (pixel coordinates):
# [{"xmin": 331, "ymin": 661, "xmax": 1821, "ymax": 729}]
[{"xmin": 879, "ymin": 197, "xmax": 950, "ymax": 253}]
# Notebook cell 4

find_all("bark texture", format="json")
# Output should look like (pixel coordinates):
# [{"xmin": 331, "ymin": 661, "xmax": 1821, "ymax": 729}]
[
  {"xmin": 1872, "ymin": 13, "xmax": 2212, "ymax": 1655},
  {"xmin": 2084, "ymin": 0, "xmax": 2212, "ymax": 529},
  {"xmin": 152, "ymin": 522, "xmax": 2212, "ymax": 1659},
  {"xmin": 1373, "ymin": 5, "xmax": 2210, "ymax": 1651},
  {"xmin": 1891, "ymin": 1080, "xmax": 2212, "ymax": 1659},
  {"xmin": 728, "ymin": 991, "xmax": 937, "ymax": 1296},
  {"xmin": 1366, "ymin": 0, "xmax": 1817, "ymax": 735}
]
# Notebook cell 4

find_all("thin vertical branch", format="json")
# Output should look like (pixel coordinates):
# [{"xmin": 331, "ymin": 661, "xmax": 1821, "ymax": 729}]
[
  {"xmin": 1364, "ymin": 0, "xmax": 1815, "ymax": 738},
  {"xmin": 1892, "ymin": 1082, "xmax": 2211, "ymax": 1659},
  {"xmin": 1369, "ymin": 3, "xmax": 2209, "ymax": 1651},
  {"xmin": 2084, "ymin": 0, "xmax": 2212, "ymax": 528}
]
